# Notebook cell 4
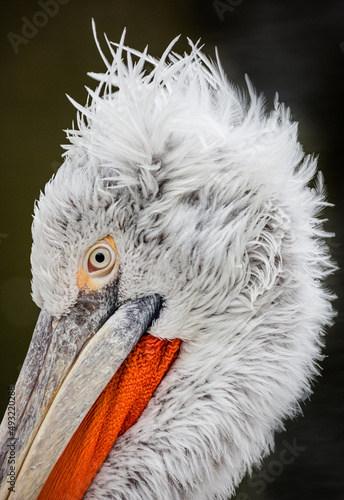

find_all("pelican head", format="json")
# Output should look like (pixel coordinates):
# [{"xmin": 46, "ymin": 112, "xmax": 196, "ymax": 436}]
[{"xmin": 0, "ymin": 27, "xmax": 335, "ymax": 500}]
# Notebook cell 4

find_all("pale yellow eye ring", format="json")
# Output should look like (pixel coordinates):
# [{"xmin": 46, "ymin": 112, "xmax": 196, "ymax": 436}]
[
  {"xmin": 88, "ymin": 246, "xmax": 112, "ymax": 270},
  {"xmin": 83, "ymin": 241, "xmax": 117, "ymax": 278},
  {"xmin": 77, "ymin": 236, "xmax": 118, "ymax": 291}
]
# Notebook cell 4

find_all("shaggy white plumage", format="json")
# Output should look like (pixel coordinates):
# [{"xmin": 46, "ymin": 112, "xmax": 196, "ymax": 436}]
[{"xmin": 30, "ymin": 27, "xmax": 335, "ymax": 499}]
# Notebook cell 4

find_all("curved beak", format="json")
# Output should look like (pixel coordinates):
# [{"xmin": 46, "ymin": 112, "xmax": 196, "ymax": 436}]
[{"xmin": 0, "ymin": 293, "xmax": 162, "ymax": 500}]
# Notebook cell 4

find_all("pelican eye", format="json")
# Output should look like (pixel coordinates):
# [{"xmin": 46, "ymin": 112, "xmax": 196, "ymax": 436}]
[
  {"xmin": 78, "ymin": 236, "xmax": 119, "ymax": 290},
  {"xmin": 89, "ymin": 247, "xmax": 112, "ymax": 270},
  {"xmin": 86, "ymin": 242, "xmax": 116, "ymax": 276}
]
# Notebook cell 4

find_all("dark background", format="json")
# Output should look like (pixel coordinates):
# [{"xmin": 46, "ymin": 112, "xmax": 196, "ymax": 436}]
[{"xmin": 0, "ymin": 1, "xmax": 343, "ymax": 499}]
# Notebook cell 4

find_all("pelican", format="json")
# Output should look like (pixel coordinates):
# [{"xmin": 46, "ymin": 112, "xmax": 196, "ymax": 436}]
[{"xmin": 0, "ymin": 25, "xmax": 335, "ymax": 500}]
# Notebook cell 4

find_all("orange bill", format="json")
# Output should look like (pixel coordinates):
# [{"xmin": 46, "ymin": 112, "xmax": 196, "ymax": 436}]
[{"xmin": 39, "ymin": 335, "xmax": 182, "ymax": 499}]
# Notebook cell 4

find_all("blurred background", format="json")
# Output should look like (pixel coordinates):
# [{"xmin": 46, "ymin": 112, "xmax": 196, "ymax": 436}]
[{"xmin": 0, "ymin": 1, "xmax": 343, "ymax": 498}]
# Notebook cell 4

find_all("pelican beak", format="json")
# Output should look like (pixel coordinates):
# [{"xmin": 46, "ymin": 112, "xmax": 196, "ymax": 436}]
[{"xmin": 0, "ymin": 292, "xmax": 180, "ymax": 500}]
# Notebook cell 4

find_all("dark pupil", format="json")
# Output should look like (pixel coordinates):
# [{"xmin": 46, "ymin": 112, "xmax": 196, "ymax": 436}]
[{"xmin": 95, "ymin": 252, "xmax": 105, "ymax": 263}]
